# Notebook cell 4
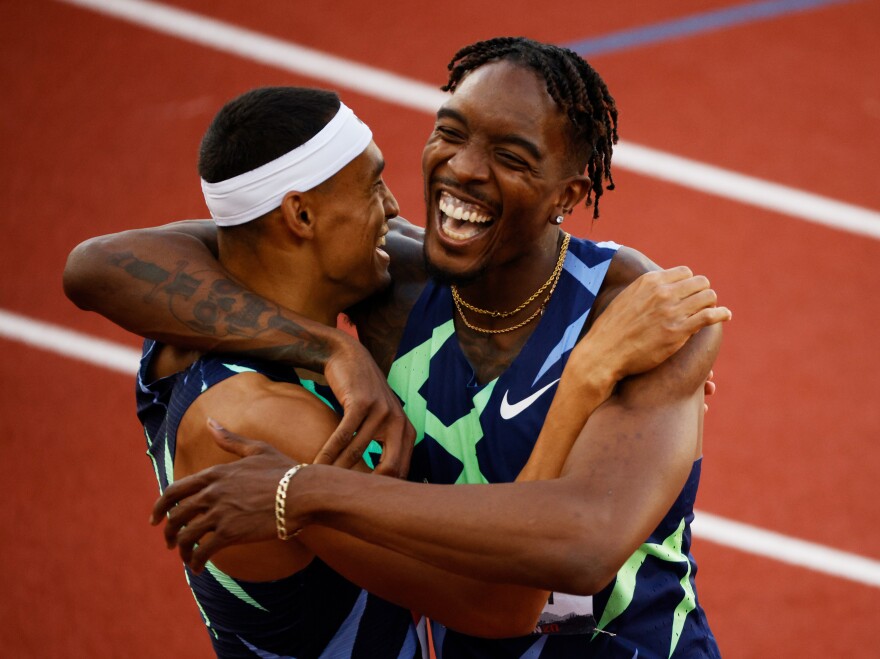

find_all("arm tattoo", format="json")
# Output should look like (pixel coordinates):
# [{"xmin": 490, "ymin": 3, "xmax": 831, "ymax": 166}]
[
  {"xmin": 110, "ymin": 252, "xmax": 173, "ymax": 287},
  {"xmin": 109, "ymin": 251, "xmax": 331, "ymax": 367}
]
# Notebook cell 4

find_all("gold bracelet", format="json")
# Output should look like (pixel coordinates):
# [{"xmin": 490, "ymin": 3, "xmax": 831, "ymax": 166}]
[{"xmin": 275, "ymin": 463, "xmax": 309, "ymax": 540}]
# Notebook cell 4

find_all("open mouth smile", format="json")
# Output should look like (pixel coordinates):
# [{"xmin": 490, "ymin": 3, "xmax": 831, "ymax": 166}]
[
  {"xmin": 375, "ymin": 225, "xmax": 390, "ymax": 262},
  {"xmin": 437, "ymin": 191, "xmax": 495, "ymax": 241}
]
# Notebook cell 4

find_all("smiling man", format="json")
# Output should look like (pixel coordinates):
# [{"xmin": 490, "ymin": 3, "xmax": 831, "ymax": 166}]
[
  {"xmin": 128, "ymin": 85, "xmax": 672, "ymax": 658},
  {"xmin": 130, "ymin": 86, "xmax": 428, "ymax": 658},
  {"xmin": 65, "ymin": 38, "xmax": 729, "ymax": 658}
]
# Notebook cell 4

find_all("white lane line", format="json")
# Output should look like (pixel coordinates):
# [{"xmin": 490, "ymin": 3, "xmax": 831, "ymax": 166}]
[
  {"xmin": 614, "ymin": 143, "xmax": 880, "ymax": 240},
  {"xmin": 0, "ymin": 309, "xmax": 140, "ymax": 375},
  {"xmin": 693, "ymin": 510, "xmax": 880, "ymax": 588},
  {"xmin": 56, "ymin": 0, "xmax": 880, "ymax": 240},
  {"xmin": 58, "ymin": 0, "xmax": 446, "ymax": 114},
  {"xmin": 2, "ymin": 306, "xmax": 879, "ymax": 589}
]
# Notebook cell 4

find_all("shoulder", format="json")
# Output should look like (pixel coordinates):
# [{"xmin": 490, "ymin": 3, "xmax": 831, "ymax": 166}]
[
  {"xmin": 590, "ymin": 245, "xmax": 723, "ymax": 398},
  {"xmin": 184, "ymin": 370, "xmax": 340, "ymax": 463},
  {"xmin": 202, "ymin": 370, "xmax": 339, "ymax": 429},
  {"xmin": 617, "ymin": 323, "xmax": 722, "ymax": 408},
  {"xmin": 146, "ymin": 343, "xmax": 203, "ymax": 380},
  {"xmin": 174, "ymin": 368, "xmax": 319, "ymax": 577},
  {"xmin": 585, "ymin": 245, "xmax": 659, "ymax": 327},
  {"xmin": 603, "ymin": 246, "xmax": 659, "ymax": 298}
]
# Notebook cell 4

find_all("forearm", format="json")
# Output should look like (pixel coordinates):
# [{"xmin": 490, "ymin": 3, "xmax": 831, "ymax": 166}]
[
  {"xmin": 293, "ymin": 467, "xmax": 619, "ymax": 595},
  {"xmin": 516, "ymin": 365, "xmax": 615, "ymax": 482},
  {"xmin": 63, "ymin": 222, "xmax": 346, "ymax": 370},
  {"xmin": 291, "ymin": 369, "xmax": 708, "ymax": 595},
  {"xmin": 156, "ymin": 325, "xmax": 720, "ymax": 592},
  {"xmin": 516, "ymin": 262, "xmax": 722, "ymax": 483},
  {"xmin": 300, "ymin": 526, "xmax": 547, "ymax": 638},
  {"xmin": 293, "ymin": 330, "xmax": 715, "ymax": 594}
]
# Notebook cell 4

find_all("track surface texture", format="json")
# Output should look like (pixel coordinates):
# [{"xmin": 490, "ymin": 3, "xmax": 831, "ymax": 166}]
[{"xmin": 1, "ymin": 1, "xmax": 878, "ymax": 656}]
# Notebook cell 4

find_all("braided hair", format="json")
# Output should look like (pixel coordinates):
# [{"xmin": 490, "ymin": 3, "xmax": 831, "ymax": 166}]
[{"xmin": 443, "ymin": 37, "xmax": 618, "ymax": 218}]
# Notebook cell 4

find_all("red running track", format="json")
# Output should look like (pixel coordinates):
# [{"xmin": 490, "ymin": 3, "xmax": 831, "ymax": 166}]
[{"xmin": 2, "ymin": 0, "xmax": 878, "ymax": 656}]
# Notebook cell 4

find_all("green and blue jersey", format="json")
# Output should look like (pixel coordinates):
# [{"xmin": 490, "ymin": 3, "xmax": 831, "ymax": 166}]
[
  {"xmin": 136, "ymin": 344, "xmax": 421, "ymax": 659},
  {"xmin": 385, "ymin": 236, "xmax": 720, "ymax": 659}
]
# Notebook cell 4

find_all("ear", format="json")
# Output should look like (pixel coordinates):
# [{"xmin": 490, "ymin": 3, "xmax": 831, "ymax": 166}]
[
  {"xmin": 279, "ymin": 191, "xmax": 315, "ymax": 240},
  {"xmin": 553, "ymin": 175, "xmax": 590, "ymax": 215}
]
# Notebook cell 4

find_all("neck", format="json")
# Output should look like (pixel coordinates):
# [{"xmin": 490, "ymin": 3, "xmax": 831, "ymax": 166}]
[
  {"xmin": 219, "ymin": 231, "xmax": 342, "ymax": 328},
  {"xmin": 452, "ymin": 229, "xmax": 565, "ymax": 331}
]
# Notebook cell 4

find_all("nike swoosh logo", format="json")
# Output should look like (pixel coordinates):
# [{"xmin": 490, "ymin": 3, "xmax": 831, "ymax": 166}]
[{"xmin": 499, "ymin": 378, "xmax": 561, "ymax": 419}]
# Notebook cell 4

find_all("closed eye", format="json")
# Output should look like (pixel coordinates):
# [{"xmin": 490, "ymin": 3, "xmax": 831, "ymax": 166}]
[
  {"xmin": 436, "ymin": 125, "xmax": 464, "ymax": 142},
  {"xmin": 496, "ymin": 150, "xmax": 529, "ymax": 169}
]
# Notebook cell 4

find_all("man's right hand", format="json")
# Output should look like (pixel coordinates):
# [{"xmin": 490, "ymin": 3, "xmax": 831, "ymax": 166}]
[
  {"xmin": 319, "ymin": 335, "xmax": 415, "ymax": 478},
  {"xmin": 151, "ymin": 420, "xmax": 295, "ymax": 573},
  {"xmin": 576, "ymin": 266, "xmax": 732, "ymax": 383}
]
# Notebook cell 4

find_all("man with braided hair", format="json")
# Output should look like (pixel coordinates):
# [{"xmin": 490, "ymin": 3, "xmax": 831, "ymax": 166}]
[
  {"xmin": 66, "ymin": 37, "xmax": 727, "ymax": 658},
  {"xmin": 439, "ymin": 36, "xmax": 619, "ymax": 220}
]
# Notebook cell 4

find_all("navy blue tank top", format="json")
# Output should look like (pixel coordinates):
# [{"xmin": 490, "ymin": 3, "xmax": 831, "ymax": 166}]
[
  {"xmin": 386, "ymin": 236, "xmax": 720, "ymax": 658},
  {"xmin": 136, "ymin": 342, "xmax": 421, "ymax": 658}
]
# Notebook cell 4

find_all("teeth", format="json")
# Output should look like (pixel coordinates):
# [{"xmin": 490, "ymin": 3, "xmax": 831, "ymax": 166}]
[
  {"xmin": 378, "ymin": 235, "xmax": 386, "ymax": 247},
  {"xmin": 437, "ymin": 191, "xmax": 493, "ymax": 225},
  {"xmin": 442, "ymin": 222, "xmax": 482, "ymax": 240}
]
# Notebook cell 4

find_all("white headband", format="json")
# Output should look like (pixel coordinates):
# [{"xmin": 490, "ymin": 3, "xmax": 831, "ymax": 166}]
[{"xmin": 201, "ymin": 102, "xmax": 373, "ymax": 226}]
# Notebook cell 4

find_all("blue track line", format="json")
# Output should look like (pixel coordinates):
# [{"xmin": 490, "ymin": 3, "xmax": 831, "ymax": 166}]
[{"xmin": 564, "ymin": 0, "xmax": 856, "ymax": 57}]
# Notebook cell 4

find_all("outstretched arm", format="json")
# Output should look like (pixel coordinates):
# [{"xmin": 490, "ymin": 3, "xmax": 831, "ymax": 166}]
[
  {"xmin": 158, "ymin": 325, "xmax": 719, "ymax": 596},
  {"xmin": 63, "ymin": 220, "xmax": 414, "ymax": 476},
  {"xmin": 184, "ymin": 371, "xmax": 550, "ymax": 638},
  {"xmin": 153, "ymin": 265, "xmax": 729, "ymax": 591},
  {"xmin": 290, "ymin": 256, "xmax": 728, "ymax": 591},
  {"xmin": 281, "ymin": 324, "xmax": 721, "ymax": 595}
]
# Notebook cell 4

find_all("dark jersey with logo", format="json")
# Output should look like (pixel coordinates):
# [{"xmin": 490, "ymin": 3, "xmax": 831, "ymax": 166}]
[
  {"xmin": 136, "ymin": 342, "xmax": 422, "ymax": 658},
  {"xmin": 385, "ymin": 235, "xmax": 720, "ymax": 658}
]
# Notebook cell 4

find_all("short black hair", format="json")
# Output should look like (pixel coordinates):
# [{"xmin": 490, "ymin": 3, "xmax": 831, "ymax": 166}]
[
  {"xmin": 443, "ymin": 37, "xmax": 619, "ymax": 218},
  {"xmin": 198, "ymin": 86, "xmax": 341, "ymax": 183}
]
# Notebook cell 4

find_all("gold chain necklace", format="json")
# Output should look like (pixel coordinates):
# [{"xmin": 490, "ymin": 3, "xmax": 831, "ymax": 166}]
[
  {"xmin": 451, "ymin": 232, "xmax": 571, "ymax": 318},
  {"xmin": 451, "ymin": 233, "xmax": 570, "ymax": 335}
]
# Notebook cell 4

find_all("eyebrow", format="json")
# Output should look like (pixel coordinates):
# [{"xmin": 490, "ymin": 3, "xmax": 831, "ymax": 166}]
[
  {"xmin": 436, "ymin": 107, "xmax": 466, "ymax": 124},
  {"xmin": 497, "ymin": 133, "xmax": 543, "ymax": 161},
  {"xmin": 436, "ymin": 107, "xmax": 543, "ymax": 162},
  {"xmin": 370, "ymin": 158, "xmax": 386, "ymax": 181}
]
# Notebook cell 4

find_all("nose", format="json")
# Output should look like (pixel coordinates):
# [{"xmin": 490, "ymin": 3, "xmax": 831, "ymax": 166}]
[
  {"xmin": 447, "ymin": 141, "xmax": 490, "ymax": 183},
  {"xmin": 383, "ymin": 185, "xmax": 400, "ymax": 219}
]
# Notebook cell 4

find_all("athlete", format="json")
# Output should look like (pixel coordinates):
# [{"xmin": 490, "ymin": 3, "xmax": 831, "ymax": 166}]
[
  {"xmin": 135, "ymin": 85, "xmax": 708, "ymax": 657},
  {"xmin": 133, "ymin": 86, "xmax": 425, "ymax": 658},
  {"xmin": 65, "ymin": 38, "xmax": 730, "ymax": 658}
]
